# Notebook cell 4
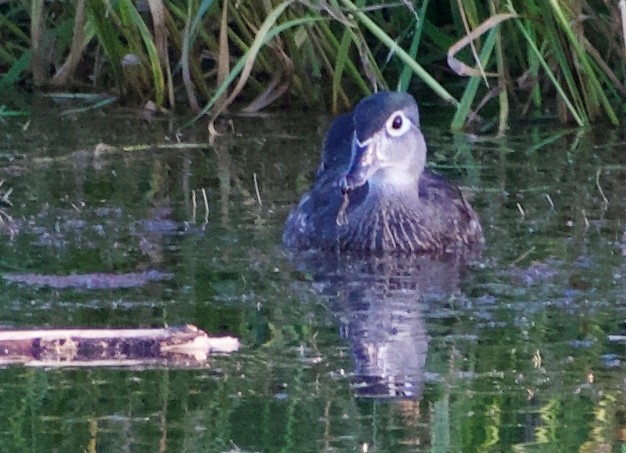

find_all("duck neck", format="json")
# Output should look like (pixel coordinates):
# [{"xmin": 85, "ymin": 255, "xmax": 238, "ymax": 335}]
[{"xmin": 368, "ymin": 176, "xmax": 420, "ymax": 205}]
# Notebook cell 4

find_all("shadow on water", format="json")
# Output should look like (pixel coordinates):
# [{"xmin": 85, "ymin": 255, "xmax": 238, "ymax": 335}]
[{"xmin": 2, "ymin": 97, "xmax": 626, "ymax": 450}]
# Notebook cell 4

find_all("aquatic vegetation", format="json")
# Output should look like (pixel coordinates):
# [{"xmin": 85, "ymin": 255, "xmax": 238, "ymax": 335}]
[
  {"xmin": 0, "ymin": 1, "xmax": 624, "ymax": 127},
  {"xmin": 0, "ymin": 105, "xmax": 29, "ymax": 119}
]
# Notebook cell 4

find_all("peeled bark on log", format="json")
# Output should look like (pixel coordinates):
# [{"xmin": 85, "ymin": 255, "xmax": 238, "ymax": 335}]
[{"xmin": 0, "ymin": 325, "xmax": 239, "ymax": 367}]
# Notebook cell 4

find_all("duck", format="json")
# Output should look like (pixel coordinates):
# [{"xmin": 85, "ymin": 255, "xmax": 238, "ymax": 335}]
[{"xmin": 283, "ymin": 91, "xmax": 483, "ymax": 253}]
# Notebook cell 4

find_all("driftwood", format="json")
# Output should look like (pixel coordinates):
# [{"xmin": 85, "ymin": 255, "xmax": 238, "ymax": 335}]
[{"xmin": 0, "ymin": 325, "xmax": 239, "ymax": 367}]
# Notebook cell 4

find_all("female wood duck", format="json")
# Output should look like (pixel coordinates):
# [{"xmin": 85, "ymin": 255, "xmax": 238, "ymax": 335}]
[{"xmin": 283, "ymin": 91, "xmax": 483, "ymax": 253}]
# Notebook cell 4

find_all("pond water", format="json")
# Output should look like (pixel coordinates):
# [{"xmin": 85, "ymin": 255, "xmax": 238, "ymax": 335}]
[{"xmin": 1, "ymin": 97, "xmax": 626, "ymax": 452}]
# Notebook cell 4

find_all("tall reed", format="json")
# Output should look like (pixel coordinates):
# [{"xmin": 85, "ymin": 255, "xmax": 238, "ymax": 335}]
[{"xmin": 0, "ymin": 1, "xmax": 623, "ymax": 128}]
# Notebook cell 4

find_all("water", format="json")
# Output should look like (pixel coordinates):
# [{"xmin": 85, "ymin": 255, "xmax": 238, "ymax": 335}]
[{"xmin": 1, "ymin": 98, "xmax": 626, "ymax": 451}]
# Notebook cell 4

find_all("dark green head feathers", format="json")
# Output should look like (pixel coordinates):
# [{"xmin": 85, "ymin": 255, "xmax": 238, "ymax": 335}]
[{"xmin": 283, "ymin": 91, "xmax": 483, "ymax": 254}]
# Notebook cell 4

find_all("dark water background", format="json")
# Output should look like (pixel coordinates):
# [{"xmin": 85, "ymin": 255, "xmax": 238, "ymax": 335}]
[{"xmin": 1, "ymin": 96, "xmax": 626, "ymax": 452}]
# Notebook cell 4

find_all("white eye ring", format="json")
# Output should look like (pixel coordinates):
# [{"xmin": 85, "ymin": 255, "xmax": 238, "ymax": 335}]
[{"xmin": 385, "ymin": 111, "xmax": 412, "ymax": 137}]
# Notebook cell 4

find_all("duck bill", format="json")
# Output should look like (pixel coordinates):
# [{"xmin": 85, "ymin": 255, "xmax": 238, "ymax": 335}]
[{"xmin": 342, "ymin": 141, "xmax": 380, "ymax": 191}]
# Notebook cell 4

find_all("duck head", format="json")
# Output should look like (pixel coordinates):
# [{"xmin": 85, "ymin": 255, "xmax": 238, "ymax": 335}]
[{"xmin": 342, "ymin": 91, "xmax": 426, "ymax": 193}]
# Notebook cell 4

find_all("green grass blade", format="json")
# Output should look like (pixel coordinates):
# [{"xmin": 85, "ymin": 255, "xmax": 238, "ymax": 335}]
[
  {"xmin": 491, "ymin": 0, "xmax": 508, "ymax": 135},
  {"xmin": 0, "ymin": 51, "xmax": 31, "ymax": 88},
  {"xmin": 398, "ymin": 0, "xmax": 430, "ymax": 91},
  {"xmin": 60, "ymin": 96, "xmax": 118, "ymax": 115},
  {"xmin": 85, "ymin": 1, "xmax": 126, "ymax": 87},
  {"xmin": 338, "ymin": 0, "xmax": 458, "ymax": 106},
  {"xmin": 221, "ymin": 1, "xmax": 293, "ymax": 109},
  {"xmin": 316, "ymin": 19, "xmax": 371, "ymax": 99},
  {"xmin": 189, "ymin": 14, "xmax": 324, "ymax": 124},
  {"xmin": 331, "ymin": 22, "xmax": 356, "ymax": 112},
  {"xmin": 118, "ymin": 0, "xmax": 165, "ymax": 106},
  {"xmin": 536, "ymin": 2, "xmax": 587, "ymax": 123},
  {"xmin": 0, "ymin": 11, "xmax": 30, "ymax": 43},
  {"xmin": 451, "ymin": 27, "xmax": 497, "ymax": 129},
  {"xmin": 547, "ymin": 0, "xmax": 618, "ymax": 125},
  {"xmin": 507, "ymin": 2, "xmax": 584, "ymax": 126},
  {"xmin": 0, "ymin": 105, "xmax": 30, "ymax": 117},
  {"xmin": 190, "ymin": 0, "xmax": 217, "ymax": 36}
]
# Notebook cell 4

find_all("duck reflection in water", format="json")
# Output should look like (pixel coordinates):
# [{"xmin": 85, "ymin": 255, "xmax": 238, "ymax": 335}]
[
  {"xmin": 283, "ymin": 91, "xmax": 482, "ymax": 397},
  {"xmin": 293, "ymin": 251, "xmax": 473, "ymax": 398}
]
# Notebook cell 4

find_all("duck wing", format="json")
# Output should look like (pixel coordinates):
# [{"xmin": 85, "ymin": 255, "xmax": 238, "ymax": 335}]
[
  {"xmin": 418, "ymin": 169, "xmax": 483, "ymax": 246},
  {"xmin": 316, "ymin": 112, "xmax": 354, "ymax": 178},
  {"xmin": 284, "ymin": 112, "xmax": 362, "ymax": 250}
]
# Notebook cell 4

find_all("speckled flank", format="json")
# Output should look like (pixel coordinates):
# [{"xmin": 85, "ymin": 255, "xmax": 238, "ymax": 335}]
[{"xmin": 336, "ymin": 190, "xmax": 482, "ymax": 253}]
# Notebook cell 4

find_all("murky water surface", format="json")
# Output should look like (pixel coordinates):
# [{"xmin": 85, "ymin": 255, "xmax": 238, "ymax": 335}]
[{"xmin": 1, "ymin": 98, "xmax": 626, "ymax": 451}]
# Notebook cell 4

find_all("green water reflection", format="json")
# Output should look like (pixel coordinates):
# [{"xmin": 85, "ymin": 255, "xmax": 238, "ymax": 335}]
[{"xmin": 0, "ymin": 101, "xmax": 625, "ymax": 451}]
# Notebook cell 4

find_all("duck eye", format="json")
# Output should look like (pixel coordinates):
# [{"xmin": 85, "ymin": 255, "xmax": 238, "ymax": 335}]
[{"xmin": 385, "ymin": 111, "xmax": 411, "ymax": 137}]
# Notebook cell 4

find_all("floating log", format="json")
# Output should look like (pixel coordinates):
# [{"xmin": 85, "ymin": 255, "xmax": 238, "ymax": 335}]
[{"xmin": 0, "ymin": 325, "xmax": 239, "ymax": 367}]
